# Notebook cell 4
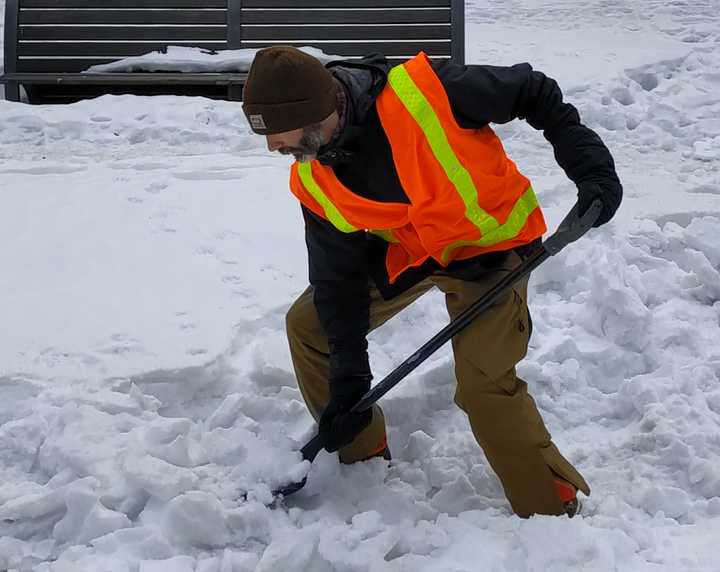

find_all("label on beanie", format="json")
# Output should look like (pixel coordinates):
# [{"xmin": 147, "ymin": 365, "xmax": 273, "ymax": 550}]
[{"xmin": 249, "ymin": 114, "xmax": 267, "ymax": 131}]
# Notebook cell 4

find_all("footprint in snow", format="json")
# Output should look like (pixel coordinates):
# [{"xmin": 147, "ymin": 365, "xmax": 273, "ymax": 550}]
[
  {"xmin": 145, "ymin": 181, "xmax": 169, "ymax": 194},
  {"xmin": 654, "ymin": 211, "xmax": 718, "ymax": 228},
  {"xmin": 186, "ymin": 349, "xmax": 208, "ymax": 356},
  {"xmin": 172, "ymin": 171, "xmax": 246, "ymax": 181}
]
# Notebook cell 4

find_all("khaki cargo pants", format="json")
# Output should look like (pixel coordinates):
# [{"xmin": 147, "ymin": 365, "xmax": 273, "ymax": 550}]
[{"xmin": 286, "ymin": 253, "xmax": 590, "ymax": 517}]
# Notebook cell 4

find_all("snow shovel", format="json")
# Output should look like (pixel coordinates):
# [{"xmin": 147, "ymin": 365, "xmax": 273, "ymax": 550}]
[{"xmin": 275, "ymin": 199, "xmax": 604, "ymax": 498}]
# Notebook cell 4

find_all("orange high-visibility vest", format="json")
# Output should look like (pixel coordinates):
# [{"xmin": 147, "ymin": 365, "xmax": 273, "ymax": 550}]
[{"xmin": 289, "ymin": 52, "xmax": 546, "ymax": 284}]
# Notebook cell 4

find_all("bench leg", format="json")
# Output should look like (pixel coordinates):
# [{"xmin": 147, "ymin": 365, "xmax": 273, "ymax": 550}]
[{"xmin": 4, "ymin": 81, "xmax": 21, "ymax": 102}]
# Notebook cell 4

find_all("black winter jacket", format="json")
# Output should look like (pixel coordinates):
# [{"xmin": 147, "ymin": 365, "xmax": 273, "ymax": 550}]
[{"xmin": 302, "ymin": 54, "xmax": 622, "ymax": 384}]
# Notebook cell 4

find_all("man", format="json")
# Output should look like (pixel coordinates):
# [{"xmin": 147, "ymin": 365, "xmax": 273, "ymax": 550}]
[{"xmin": 241, "ymin": 46, "xmax": 622, "ymax": 518}]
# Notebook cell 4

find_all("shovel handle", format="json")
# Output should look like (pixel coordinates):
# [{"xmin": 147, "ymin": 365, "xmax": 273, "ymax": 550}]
[
  {"xmin": 300, "ymin": 433, "xmax": 325, "ymax": 462},
  {"xmin": 544, "ymin": 199, "xmax": 603, "ymax": 255}
]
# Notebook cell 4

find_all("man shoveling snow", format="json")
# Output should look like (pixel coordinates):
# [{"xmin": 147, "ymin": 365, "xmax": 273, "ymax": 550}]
[{"xmin": 241, "ymin": 46, "xmax": 622, "ymax": 518}]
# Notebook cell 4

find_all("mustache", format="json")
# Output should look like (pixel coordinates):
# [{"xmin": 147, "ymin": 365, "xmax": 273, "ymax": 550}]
[
  {"xmin": 279, "ymin": 147, "xmax": 301, "ymax": 155},
  {"xmin": 277, "ymin": 129, "xmax": 325, "ymax": 157}
]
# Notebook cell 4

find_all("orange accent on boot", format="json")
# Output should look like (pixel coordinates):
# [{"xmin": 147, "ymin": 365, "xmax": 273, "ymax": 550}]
[
  {"xmin": 369, "ymin": 438, "xmax": 388, "ymax": 458},
  {"xmin": 340, "ymin": 438, "xmax": 390, "ymax": 464},
  {"xmin": 356, "ymin": 438, "xmax": 390, "ymax": 462},
  {"xmin": 554, "ymin": 477, "xmax": 577, "ymax": 504}
]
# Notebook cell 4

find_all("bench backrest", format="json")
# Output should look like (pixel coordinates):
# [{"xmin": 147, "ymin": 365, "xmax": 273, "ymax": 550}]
[{"xmin": 4, "ymin": 0, "xmax": 464, "ymax": 74}]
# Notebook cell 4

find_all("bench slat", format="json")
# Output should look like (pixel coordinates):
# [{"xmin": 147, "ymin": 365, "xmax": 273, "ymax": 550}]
[
  {"xmin": 242, "ymin": 25, "xmax": 450, "ymax": 41},
  {"xmin": 5, "ymin": 72, "xmax": 247, "ymax": 84},
  {"xmin": 19, "ymin": 26, "xmax": 228, "ymax": 41},
  {"xmin": 239, "ymin": 41, "xmax": 451, "ymax": 57},
  {"xmin": 18, "ymin": 41, "xmax": 450, "ymax": 61},
  {"xmin": 242, "ymin": 9, "xmax": 450, "ymax": 25},
  {"xmin": 20, "ymin": 0, "xmax": 227, "ymax": 7},
  {"xmin": 12, "ymin": 54, "xmax": 450, "ymax": 75},
  {"xmin": 19, "ymin": 9, "xmax": 227, "ymax": 25},
  {"xmin": 18, "ymin": 42, "xmax": 227, "ymax": 57},
  {"xmin": 16, "ymin": 58, "xmax": 232, "ymax": 73},
  {"xmin": 16, "ymin": 44, "xmax": 450, "ymax": 72},
  {"xmin": 20, "ymin": 25, "xmax": 449, "ymax": 43},
  {"xmin": 242, "ymin": 0, "xmax": 449, "ymax": 6}
]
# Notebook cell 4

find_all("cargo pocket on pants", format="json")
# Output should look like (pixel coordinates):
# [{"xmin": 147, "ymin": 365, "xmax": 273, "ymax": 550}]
[{"xmin": 455, "ymin": 286, "xmax": 530, "ymax": 397}]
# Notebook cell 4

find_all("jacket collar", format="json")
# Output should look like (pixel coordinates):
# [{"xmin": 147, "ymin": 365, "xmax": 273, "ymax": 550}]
[{"xmin": 316, "ymin": 54, "xmax": 390, "ymax": 166}]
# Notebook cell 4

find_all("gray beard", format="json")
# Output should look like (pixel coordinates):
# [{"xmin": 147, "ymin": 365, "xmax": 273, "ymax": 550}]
[{"xmin": 293, "ymin": 128, "xmax": 325, "ymax": 163}]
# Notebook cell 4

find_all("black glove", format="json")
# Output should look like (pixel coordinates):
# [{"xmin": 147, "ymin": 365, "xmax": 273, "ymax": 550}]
[
  {"xmin": 577, "ymin": 180, "xmax": 623, "ymax": 227},
  {"xmin": 319, "ymin": 375, "xmax": 372, "ymax": 453}
]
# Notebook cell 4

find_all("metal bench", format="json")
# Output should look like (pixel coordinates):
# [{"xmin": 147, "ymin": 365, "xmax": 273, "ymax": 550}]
[{"xmin": 1, "ymin": 0, "xmax": 465, "ymax": 104}]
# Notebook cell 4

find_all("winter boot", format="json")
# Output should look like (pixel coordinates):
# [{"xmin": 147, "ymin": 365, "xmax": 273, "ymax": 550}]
[
  {"xmin": 341, "ymin": 440, "xmax": 391, "ymax": 464},
  {"xmin": 554, "ymin": 476, "xmax": 581, "ymax": 517},
  {"xmin": 363, "ymin": 440, "xmax": 391, "ymax": 462},
  {"xmin": 374, "ymin": 446, "xmax": 392, "ymax": 461}
]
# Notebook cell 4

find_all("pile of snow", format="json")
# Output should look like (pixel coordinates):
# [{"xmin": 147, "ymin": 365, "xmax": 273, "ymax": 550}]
[
  {"xmin": 1, "ymin": 0, "xmax": 719, "ymax": 570},
  {"xmin": 2, "ymin": 210, "xmax": 720, "ymax": 570},
  {"xmin": 85, "ymin": 46, "xmax": 344, "ymax": 74}
]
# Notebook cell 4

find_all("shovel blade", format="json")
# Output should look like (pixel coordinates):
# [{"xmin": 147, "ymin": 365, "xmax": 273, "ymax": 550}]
[{"xmin": 273, "ymin": 476, "xmax": 308, "ymax": 498}]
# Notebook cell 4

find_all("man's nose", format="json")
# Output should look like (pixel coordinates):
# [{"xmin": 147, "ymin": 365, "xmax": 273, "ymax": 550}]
[{"xmin": 267, "ymin": 137, "xmax": 284, "ymax": 152}]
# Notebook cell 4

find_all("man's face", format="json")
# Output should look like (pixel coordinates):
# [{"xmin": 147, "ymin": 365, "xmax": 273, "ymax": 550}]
[{"xmin": 266, "ymin": 125, "xmax": 325, "ymax": 163}]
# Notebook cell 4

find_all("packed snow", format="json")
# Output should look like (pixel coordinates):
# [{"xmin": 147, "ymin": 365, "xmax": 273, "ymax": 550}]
[
  {"xmin": 1, "ymin": 1, "xmax": 720, "ymax": 571},
  {"xmin": 85, "ymin": 46, "xmax": 343, "ymax": 74}
]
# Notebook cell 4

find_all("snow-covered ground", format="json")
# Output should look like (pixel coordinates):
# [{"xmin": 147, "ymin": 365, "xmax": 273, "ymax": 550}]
[{"xmin": 2, "ymin": 1, "xmax": 720, "ymax": 570}]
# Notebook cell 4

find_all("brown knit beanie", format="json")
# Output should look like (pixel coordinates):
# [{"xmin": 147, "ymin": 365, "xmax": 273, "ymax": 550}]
[{"xmin": 242, "ymin": 46, "xmax": 337, "ymax": 135}]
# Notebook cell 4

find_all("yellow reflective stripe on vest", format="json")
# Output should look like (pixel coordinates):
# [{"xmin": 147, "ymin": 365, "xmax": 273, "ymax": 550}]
[
  {"xmin": 441, "ymin": 187, "xmax": 540, "ymax": 263},
  {"xmin": 387, "ymin": 64, "xmax": 500, "ymax": 237},
  {"xmin": 370, "ymin": 229, "xmax": 399, "ymax": 243},
  {"xmin": 297, "ymin": 162, "xmax": 359, "ymax": 233}
]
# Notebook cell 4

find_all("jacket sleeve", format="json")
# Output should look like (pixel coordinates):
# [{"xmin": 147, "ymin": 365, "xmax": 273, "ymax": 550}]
[
  {"xmin": 302, "ymin": 206, "xmax": 373, "ymax": 384},
  {"xmin": 434, "ymin": 61, "xmax": 622, "ymax": 211}
]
